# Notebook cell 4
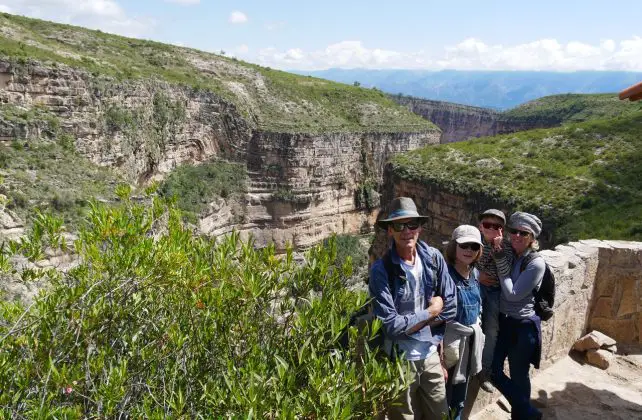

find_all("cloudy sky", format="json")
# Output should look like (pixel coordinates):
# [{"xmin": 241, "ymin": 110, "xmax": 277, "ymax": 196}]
[{"xmin": 0, "ymin": 0, "xmax": 640, "ymax": 71}]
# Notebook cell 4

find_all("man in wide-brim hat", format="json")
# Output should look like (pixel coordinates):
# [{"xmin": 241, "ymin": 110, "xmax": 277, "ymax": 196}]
[{"xmin": 370, "ymin": 197, "xmax": 457, "ymax": 419}]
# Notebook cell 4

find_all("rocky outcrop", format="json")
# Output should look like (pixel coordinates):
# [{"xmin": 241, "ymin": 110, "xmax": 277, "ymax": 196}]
[
  {"xmin": 201, "ymin": 130, "xmax": 439, "ymax": 249},
  {"xmin": 0, "ymin": 59, "xmax": 440, "ymax": 249},
  {"xmin": 392, "ymin": 96, "xmax": 557, "ymax": 143}
]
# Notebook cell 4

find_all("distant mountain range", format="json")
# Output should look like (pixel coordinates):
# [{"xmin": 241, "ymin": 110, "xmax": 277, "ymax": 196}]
[{"xmin": 295, "ymin": 69, "xmax": 642, "ymax": 109}]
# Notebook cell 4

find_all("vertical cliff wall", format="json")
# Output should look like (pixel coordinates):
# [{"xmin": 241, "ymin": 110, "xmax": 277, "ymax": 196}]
[
  {"xmin": 220, "ymin": 130, "xmax": 439, "ymax": 249},
  {"xmin": 393, "ymin": 96, "xmax": 558, "ymax": 143}
]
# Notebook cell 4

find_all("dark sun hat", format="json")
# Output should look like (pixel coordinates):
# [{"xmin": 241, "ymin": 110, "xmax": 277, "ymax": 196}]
[{"xmin": 376, "ymin": 197, "xmax": 429, "ymax": 228}]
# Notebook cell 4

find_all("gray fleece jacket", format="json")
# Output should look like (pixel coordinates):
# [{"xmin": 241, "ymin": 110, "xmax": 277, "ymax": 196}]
[{"xmin": 493, "ymin": 248, "xmax": 545, "ymax": 319}]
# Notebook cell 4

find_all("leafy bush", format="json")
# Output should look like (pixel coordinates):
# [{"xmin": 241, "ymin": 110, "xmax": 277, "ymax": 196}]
[
  {"xmin": 104, "ymin": 105, "xmax": 135, "ymax": 133},
  {"xmin": 323, "ymin": 234, "xmax": 370, "ymax": 273},
  {"xmin": 272, "ymin": 186, "xmax": 296, "ymax": 202},
  {"xmin": 159, "ymin": 160, "xmax": 247, "ymax": 221},
  {"xmin": 0, "ymin": 197, "xmax": 406, "ymax": 417}
]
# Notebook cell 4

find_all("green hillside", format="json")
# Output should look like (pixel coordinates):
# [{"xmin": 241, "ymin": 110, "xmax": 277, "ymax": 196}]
[
  {"xmin": 391, "ymin": 112, "xmax": 642, "ymax": 242},
  {"xmin": 0, "ymin": 13, "xmax": 434, "ymax": 134},
  {"xmin": 0, "ymin": 104, "xmax": 124, "ymax": 227},
  {"xmin": 502, "ymin": 93, "xmax": 642, "ymax": 125}
]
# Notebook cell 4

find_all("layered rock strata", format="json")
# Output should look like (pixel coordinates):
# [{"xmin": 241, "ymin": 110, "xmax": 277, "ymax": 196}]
[
  {"xmin": 0, "ymin": 59, "xmax": 440, "ymax": 249},
  {"xmin": 393, "ymin": 96, "xmax": 556, "ymax": 143}
]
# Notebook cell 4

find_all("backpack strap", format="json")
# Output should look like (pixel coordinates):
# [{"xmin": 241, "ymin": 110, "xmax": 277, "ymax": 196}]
[
  {"xmin": 382, "ymin": 252, "xmax": 398, "ymax": 301},
  {"xmin": 519, "ymin": 251, "xmax": 540, "ymax": 273}
]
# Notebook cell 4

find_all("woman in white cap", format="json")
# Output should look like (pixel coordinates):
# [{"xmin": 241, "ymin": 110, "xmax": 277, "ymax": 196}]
[
  {"xmin": 490, "ymin": 211, "xmax": 545, "ymax": 420},
  {"xmin": 442, "ymin": 225, "xmax": 485, "ymax": 420}
]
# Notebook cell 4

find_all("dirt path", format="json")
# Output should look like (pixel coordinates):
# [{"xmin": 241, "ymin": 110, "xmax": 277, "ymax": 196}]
[{"xmin": 471, "ymin": 349, "xmax": 642, "ymax": 419}]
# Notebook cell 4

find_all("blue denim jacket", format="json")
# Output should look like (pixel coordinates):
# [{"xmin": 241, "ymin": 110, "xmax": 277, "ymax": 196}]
[{"xmin": 369, "ymin": 240, "xmax": 457, "ymax": 348}]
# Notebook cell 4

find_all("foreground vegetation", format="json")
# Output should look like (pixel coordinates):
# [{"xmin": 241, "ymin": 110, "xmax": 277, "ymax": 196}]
[
  {"xmin": 391, "ymin": 112, "xmax": 642, "ymax": 242},
  {"xmin": 0, "ymin": 194, "xmax": 405, "ymax": 417},
  {"xmin": 0, "ymin": 13, "xmax": 435, "ymax": 134}
]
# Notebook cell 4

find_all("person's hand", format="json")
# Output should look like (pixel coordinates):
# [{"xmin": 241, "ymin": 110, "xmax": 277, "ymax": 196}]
[
  {"xmin": 491, "ymin": 233, "xmax": 503, "ymax": 251},
  {"xmin": 479, "ymin": 271, "xmax": 499, "ymax": 287},
  {"xmin": 441, "ymin": 361, "xmax": 449, "ymax": 382},
  {"xmin": 428, "ymin": 295, "xmax": 444, "ymax": 318}
]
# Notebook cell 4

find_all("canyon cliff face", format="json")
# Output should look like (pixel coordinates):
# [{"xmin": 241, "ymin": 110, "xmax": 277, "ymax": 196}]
[
  {"xmin": 393, "ymin": 96, "xmax": 557, "ymax": 143},
  {"xmin": 371, "ymin": 164, "xmax": 556, "ymax": 257},
  {"xmin": 0, "ymin": 59, "xmax": 440, "ymax": 249}
]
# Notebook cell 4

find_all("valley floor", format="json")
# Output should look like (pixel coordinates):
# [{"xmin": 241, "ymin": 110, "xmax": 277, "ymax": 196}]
[{"xmin": 471, "ymin": 347, "xmax": 642, "ymax": 420}]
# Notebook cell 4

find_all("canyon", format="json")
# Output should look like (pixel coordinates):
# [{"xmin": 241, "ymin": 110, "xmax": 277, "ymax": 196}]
[
  {"xmin": 393, "ymin": 95, "xmax": 558, "ymax": 143},
  {"xmin": 0, "ymin": 59, "xmax": 440, "ymax": 250}
]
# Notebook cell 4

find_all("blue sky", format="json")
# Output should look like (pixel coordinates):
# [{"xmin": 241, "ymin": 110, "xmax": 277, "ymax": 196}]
[{"xmin": 0, "ymin": 0, "xmax": 640, "ymax": 71}]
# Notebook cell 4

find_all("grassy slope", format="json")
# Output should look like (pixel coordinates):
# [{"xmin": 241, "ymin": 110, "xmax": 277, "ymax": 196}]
[
  {"xmin": 391, "ymin": 112, "xmax": 642, "ymax": 242},
  {"xmin": 0, "ymin": 104, "xmax": 123, "ymax": 227},
  {"xmin": 0, "ymin": 13, "xmax": 435, "ymax": 134},
  {"xmin": 502, "ymin": 93, "xmax": 642, "ymax": 124}
]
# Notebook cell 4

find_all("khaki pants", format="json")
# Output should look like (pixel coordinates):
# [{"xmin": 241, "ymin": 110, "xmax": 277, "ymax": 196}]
[{"xmin": 387, "ymin": 351, "xmax": 448, "ymax": 420}]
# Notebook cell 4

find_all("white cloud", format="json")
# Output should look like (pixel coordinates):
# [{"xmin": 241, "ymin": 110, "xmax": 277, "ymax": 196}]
[
  {"xmin": 229, "ymin": 10, "xmax": 247, "ymax": 24},
  {"xmin": 0, "ymin": 4, "xmax": 12, "ymax": 13},
  {"xmin": 165, "ymin": 0, "xmax": 199, "ymax": 5},
  {"xmin": 0, "ymin": 0, "xmax": 155, "ymax": 37},
  {"xmin": 236, "ymin": 44, "xmax": 249, "ymax": 54},
  {"xmin": 256, "ymin": 37, "xmax": 642, "ymax": 71}
]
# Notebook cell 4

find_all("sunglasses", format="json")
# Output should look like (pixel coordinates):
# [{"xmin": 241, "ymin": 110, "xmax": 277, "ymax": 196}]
[
  {"xmin": 458, "ymin": 243, "xmax": 481, "ymax": 251},
  {"xmin": 481, "ymin": 222, "xmax": 503, "ymax": 231},
  {"xmin": 508, "ymin": 228, "xmax": 531, "ymax": 237},
  {"xmin": 391, "ymin": 221, "xmax": 421, "ymax": 232}
]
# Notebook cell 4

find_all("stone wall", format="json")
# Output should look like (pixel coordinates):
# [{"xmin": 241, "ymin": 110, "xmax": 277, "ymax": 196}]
[
  {"xmin": 584, "ymin": 240, "xmax": 642, "ymax": 345},
  {"xmin": 466, "ymin": 239, "xmax": 642, "ymax": 414}
]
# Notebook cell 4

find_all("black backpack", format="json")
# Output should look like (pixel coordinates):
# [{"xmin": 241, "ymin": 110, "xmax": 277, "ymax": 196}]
[
  {"xmin": 337, "ymin": 250, "xmax": 439, "ymax": 352},
  {"xmin": 520, "ymin": 252, "xmax": 555, "ymax": 321}
]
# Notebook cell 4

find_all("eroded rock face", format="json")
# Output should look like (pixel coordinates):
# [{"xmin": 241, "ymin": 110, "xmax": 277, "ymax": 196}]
[
  {"xmin": 0, "ymin": 59, "xmax": 440, "ymax": 249},
  {"xmin": 0, "ymin": 60, "xmax": 252, "ymax": 182},
  {"xmin": 393, "ymin": 96, "xmax": 557, "ymax": 143},
  {"xmin": 202, "ymin": 130, "xmax": 440, "ymax": 249}
]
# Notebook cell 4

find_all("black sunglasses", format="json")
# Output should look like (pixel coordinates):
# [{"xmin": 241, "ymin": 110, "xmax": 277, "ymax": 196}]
[
  {"xmin": 508, "ymin": 228, "xmax": 531, "ymax": 237},
  {"xmin": 391, "ymin": 221, "xmax": 421, "ymax": 232},
  {"xmin": 458, "ymin": 243, "xmax": 481, "ymax": 251}
]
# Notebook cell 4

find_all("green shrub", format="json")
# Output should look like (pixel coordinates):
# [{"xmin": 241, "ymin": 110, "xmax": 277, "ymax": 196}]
[
  {"xmin": 0, "ymin": 198, "xmax": 406, "ymax": 417},
  {"xmin": 104, "ymin": 105, "xmax": 135, "ymax": 133},
  {"xmin": 272, "ymin": 186, "xmax": 296, "ymax": 202},
  {"xmin": 159, "ymin": 160, "xmax": 247, "ymax": 219},
  {"xmin": 324, "ymin": 234, "xmax": 370, "ymax": 273}
]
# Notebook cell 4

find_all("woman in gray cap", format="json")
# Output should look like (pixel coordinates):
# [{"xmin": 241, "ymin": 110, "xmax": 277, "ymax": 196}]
[{"xmin": 490, "ymin": 212, "xmax": 545, "ymax": 420}]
